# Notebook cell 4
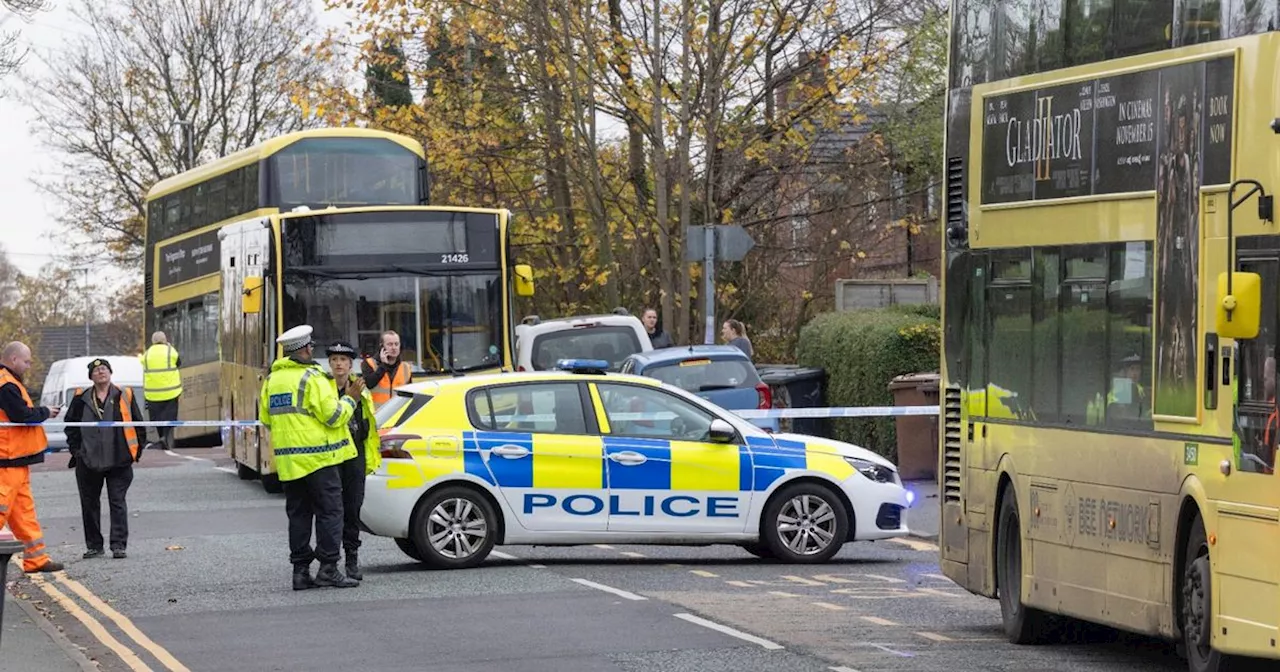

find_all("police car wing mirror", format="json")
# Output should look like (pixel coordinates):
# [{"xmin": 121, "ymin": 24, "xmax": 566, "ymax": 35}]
[{"xmin": 707, "ymin": 419, "xmax": 735, "ymax": 443}]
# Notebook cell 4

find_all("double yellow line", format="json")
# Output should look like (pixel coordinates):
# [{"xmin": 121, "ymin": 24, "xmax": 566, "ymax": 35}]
[{"xmin": 27, "ymin": 571, "xmax": 189, "ymax": 672}]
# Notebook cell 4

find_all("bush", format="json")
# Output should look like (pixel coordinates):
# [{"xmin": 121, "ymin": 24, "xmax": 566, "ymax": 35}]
[{"xmin": 796, "ymin": 308, "xmax": 940, "ymax": 459}]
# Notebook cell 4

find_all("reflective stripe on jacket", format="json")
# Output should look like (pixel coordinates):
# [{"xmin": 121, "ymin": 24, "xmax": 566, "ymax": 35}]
[
  {"xmin": 330, "ymin": 374, "xmax": 382, "ymax": 475},
  {"xmin": 362, "ymin": 357, "xmax": 411, "ymax": 406},
  {"xmin": 258, "ymin": 357, "xmax": 358, "ymax": 481},
  {"xmin": 142, "ymin": 344, "xmax": 183, "ymax": 401},
  {"xmin": 0, "ymin": 369, "xmax": 46, "ymax": 462}
]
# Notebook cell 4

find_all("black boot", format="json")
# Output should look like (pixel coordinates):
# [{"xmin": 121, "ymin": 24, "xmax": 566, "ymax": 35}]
[
  {"xmin": 345, "ymin": 551, "xmax": 362, "ymax": 582},
  {"xmin": 314, "ymin": 563, "xmax": 358, "ymax": 588},
  {"xmin": 292, "ymin": 564, "xmax": 316, "ymax": 591}
]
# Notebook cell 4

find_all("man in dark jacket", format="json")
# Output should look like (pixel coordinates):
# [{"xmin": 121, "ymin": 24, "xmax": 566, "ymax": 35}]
[{"xmin": 65, "ymin": 358, "xmax": 146, "ymax": 559}]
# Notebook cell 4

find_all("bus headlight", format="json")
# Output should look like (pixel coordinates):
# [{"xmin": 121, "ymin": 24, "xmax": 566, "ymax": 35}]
[{"xmin": 845, "ymin": 457, "xmax": 897, "ymax": 484}]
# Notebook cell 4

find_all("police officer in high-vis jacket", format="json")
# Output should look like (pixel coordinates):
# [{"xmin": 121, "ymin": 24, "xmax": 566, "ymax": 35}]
[
  {"xmin": 324, "ymin": 341, "xmax": 381, "ymax": 581},
  {"xmin": 259, "ymin": 325, "xmax": 364, "ymax": 590}
]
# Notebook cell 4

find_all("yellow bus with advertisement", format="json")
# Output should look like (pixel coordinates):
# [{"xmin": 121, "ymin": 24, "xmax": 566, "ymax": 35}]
[
  {"xmin": 144, "ymin": 128, "xmax": 533, "ymax": 492},
  {"xmin": 940, "ymin": 4, "xmax": 1280, "ymax": 670}
]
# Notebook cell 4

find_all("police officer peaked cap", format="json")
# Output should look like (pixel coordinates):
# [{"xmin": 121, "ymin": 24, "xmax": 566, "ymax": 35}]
[
  {"xmin": 326, "ymin": 341, "xmax": 357, "ymax": 358},
  {"xmin": 88, "ymin": 358, "xmax": 112, "ymax": 374},
  {"xmin": 277, "ymin": 325, "xmax": 314, "ymax": 353}
]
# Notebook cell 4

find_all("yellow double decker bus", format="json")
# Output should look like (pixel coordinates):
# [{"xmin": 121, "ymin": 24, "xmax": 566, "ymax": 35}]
[
  {"xmin": 941, "ymin": 3, "xmax": 1280, "ymax": 670},
  {"xmin": 143, "ymin": 128, "xmax": 533, "ymax": 492}
]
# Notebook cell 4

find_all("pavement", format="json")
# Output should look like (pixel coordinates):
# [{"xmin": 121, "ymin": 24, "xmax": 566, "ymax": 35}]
[
  {"xmin": 3, "ymin": 571, "xmax": 95, "ymax": 672},
  {"xmin": 0, "ymin": 450, "xmax": 1200, "ymax": 672}
]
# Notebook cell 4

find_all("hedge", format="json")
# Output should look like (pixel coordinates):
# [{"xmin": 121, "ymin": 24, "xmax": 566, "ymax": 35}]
[{"xmin": 796, "ymin": 307, "xmax": 940, "ymax": 459}]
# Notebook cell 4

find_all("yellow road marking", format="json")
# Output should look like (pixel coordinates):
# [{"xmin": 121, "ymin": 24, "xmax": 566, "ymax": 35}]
[
  {"xmin": 886, "ymin": 537, "xmax": 939, "ymax": 552},
  {"xmin": 860, "ymin": 616, "xmax": 900, "ymax": 626},
  {"xmin": 690, "ymin": 570, "xmax": 719, "ymax": 578},
  {"xmin": 54, "ymin": 573, "xmax": 191, "ymax": 671},
  {"xmin": 812, "ymin": 602, "xmax": 847, "ymax": 611},
  {"xmin": 916, "ymin": 631, "xmax": 954, "ymax": 642},
  {"xmin": 29, "ymin": 575, "xmax": 152, "ymax": 672}
]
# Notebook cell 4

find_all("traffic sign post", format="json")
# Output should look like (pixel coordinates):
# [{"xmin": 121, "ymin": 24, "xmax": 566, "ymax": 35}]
[{"xmin": 686, "ymin": 224, "xmax": 755, "ymax": 344}]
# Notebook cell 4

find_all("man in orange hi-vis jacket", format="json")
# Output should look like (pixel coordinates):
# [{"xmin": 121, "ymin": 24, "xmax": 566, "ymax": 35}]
[{"xmin": 0, "ymin": 341, "xmax": 65, "ymax": 573}]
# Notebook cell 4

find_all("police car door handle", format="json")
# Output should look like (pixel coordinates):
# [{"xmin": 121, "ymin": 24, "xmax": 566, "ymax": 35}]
[
  {"xmin": 492, "ymin": 445, "xmax": 530, "ymax": 459},
  {"xmin": 609, "ymin": 451, "xmax": 647, "ymax": 465}
]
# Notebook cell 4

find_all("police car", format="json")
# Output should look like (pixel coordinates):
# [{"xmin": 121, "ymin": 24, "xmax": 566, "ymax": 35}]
[{"xmin": 361, "ymin": 359, "xmax": 912, "ymax": 568}]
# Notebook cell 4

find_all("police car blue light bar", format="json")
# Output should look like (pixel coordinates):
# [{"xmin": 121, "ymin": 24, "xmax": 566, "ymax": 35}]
[{"xmin": 554, "ymin": 358, "xmax": 611, "ymax": 373}]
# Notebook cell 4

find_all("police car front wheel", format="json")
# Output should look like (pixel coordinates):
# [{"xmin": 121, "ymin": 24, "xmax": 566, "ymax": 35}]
[
  {"xmin": 761, "ymin": 483, "xmax": 849, "ymax": 563},
  {"xmin": 409, "ymin": 486, "xmax": 498, "ymax": 569}
]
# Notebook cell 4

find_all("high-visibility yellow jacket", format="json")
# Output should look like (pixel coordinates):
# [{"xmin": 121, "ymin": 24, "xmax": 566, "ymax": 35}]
[
  {"xmin": 141, "ymin": 344, "xmax": 183, "ymax": 401},
  {"xmin": 329, "ymin": 373, "xmax": 382, "ymax": 475},
  {"xmin": 258, "ymin": 357, "xmax": 358, "ymax": 482}
]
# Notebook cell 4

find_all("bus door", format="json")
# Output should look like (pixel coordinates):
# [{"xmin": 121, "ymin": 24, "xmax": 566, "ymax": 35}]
[
  {"xmin": 218, "ymin": 218, "xmax": 272, "ymax": 474},
  {"xmin": 1217, "ymin": 238, "xmax": 1280, "ymax": 634}
]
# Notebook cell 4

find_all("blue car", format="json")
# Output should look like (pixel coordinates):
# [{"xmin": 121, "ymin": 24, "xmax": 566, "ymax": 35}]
[{"xmin": 619, "ymin": 345, "xmax": 780, "ymax": 432}]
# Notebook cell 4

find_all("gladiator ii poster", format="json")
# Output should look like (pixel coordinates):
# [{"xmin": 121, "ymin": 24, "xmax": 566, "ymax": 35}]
[{"xmin": 1153, "ymin": 63, "xmax": 1201, "ymax": 418}]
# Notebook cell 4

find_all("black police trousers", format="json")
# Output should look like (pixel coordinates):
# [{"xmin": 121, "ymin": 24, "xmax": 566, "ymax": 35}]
[
  {"xmin": 339, "ymin": 454, "xmax": 366, "ymax": 555},
  {"xmin": 283, "ymin": 465, "xmax": 344, "ymax": 566},
  {"xmin": 76, "ymin": 463, "xmax": 133, "ymax": 552}
]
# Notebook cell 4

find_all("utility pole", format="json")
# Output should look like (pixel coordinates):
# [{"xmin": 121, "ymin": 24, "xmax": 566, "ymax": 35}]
[
  {"xmin": 74, "ymin": 267, "xmax": 90, "ymax": 355},
  {"xmin": 703, "ymin": 224, "xmax": 715, "ymax": 344},
  {"xmin": 173, "ymin": 118, "xmax": 194, "ymax": 169}
]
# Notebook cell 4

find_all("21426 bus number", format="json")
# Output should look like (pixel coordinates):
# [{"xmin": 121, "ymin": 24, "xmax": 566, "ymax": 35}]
[{"xmin": 441, "ymin": 253, "xmax": 470, "ymax": 264}]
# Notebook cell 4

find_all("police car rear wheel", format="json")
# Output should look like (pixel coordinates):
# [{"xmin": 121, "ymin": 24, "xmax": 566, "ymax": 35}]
[
  {"xmin": 762, "ymin": 483, "xmax": 847, "ymax": 563},
  {"xmin": 410, "ymin": 487, "xmax": 497, "ymax": 569}
]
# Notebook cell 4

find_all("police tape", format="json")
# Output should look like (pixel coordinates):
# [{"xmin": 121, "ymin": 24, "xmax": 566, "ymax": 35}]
[{"xmin": 0, "ymin": 405, "xmax": 939, "ymax": 428}]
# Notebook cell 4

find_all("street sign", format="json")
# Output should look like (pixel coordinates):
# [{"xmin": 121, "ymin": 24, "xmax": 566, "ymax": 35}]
[
  {"xmin": 716, "ymin": 224, "xmax": 755, "ymax": 262},
  {"xmin": 683, "ymin": 225, "xmax": 755, "ymax": 262}
]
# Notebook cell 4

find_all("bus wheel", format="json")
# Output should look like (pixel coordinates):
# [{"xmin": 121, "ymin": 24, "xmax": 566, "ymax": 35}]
[
  {"xmin": 997, "ymin": 489, "xmax": 1052, "ymax": 644},
  {"xmin": 236, "ymin": 462, "xmax": 256, "ymax": 480},
  {"xmin": 261, "ymin": 473, "xmax": 283, "ymax": 494},
  {"xmin": 1181, "ymin": 517, "xmax": 1238, "ymax": 672}
]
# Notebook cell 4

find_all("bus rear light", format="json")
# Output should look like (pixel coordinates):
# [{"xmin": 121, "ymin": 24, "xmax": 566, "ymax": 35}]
[
  {"xmin": 379, "ymin": 434, "xmax": 418, "ymax": 459},
  {"xmin": 756, "ymin": 383, "xmax": 773, "ymax": 409}
]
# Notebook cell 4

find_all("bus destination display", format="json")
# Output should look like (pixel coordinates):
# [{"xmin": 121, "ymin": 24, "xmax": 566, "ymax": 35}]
[{"xmin": 156, "ymin": 229, "xmax": 220, "ymax": 290}]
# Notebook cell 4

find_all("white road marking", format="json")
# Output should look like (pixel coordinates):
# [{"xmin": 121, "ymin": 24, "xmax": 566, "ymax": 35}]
[
  {"xmin": 812, "ymin": 602, "xmax": 847, "ymax": 611},
  {"xmin": 593, "ymin": 544, "xmax": 615, "ymax": 550},
  {"xmin": 862, "ymin": 643, "xmax": 914, "ymax": 657},
  {"xmin": 164, "ymin": 450, "xmax": 208, "ymax": 463},
  {"xmin": 571, "ymin": 578, "xmax": 647, "ymax": 601},
  {"xmin": 489, "ymin": 550, "xmax": 521, "ymax": 562},
  {"xmin": 863, "ymin": 574, "xmax": 907, "ymax": 584},
  {"xmin": 768, "ymin": 591, "xmax": 802, "ymax": 598},
  {"xmin": 690, "ymin": 569, "xmax": 719, "ymax": 578},
  {"xmin": 831, "ymin": 667, "xmax": 863, "ymax": 672},
  {"xmin": 861, "ymin": 616, "xmax": 900, "ymax": 626},
  {"xmin": 725, "ymin": 580, "xmax": 753, "ymax": 587},
  {"xmin": 619, "ymin": 551, "xmax": 646, "ymax": 558},
  {"xmin": 529, "ymin": 563, "xmax": 547, "ymax": 569},
  {"xmin": 214, "ymin": 467, "xmax": 238, "ymax": 475},
  {"xmin": 674, "ymin": 613, "xmax": 784, "ymax": 650}
]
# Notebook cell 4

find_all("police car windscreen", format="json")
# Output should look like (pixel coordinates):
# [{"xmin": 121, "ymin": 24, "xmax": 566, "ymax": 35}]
[{"xmin": 531, "ymin": 327, "xmax": 641, "ymax": 371}]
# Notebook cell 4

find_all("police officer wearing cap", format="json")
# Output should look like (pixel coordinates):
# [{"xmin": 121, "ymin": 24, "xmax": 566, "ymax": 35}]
[
  {"xmin": 325, "ymin": 340, "xmax": 381, "ymax": 581},
  {"xmin": 259, "ymin": 325, "xmax": 365, "ymax": 590},
  {"xmin": 65, "ymin": 358, "xmax": 146, "ymax": 559}
]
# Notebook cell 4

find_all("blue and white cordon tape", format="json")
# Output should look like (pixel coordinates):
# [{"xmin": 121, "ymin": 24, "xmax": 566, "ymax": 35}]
[{"xmin": 0, "ymin": 405, "xmax": 939, "ymax": 428}]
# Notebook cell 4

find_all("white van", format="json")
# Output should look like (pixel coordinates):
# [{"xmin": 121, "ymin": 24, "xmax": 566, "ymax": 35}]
[
  {"xmin": 39, "ymin": 356, "xmax": 147, "ymax": 452},
  {"xmin": 514, "ymin": 312, "xmax": 653, "ymax": 372}
]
